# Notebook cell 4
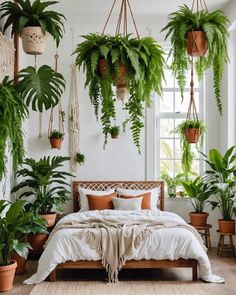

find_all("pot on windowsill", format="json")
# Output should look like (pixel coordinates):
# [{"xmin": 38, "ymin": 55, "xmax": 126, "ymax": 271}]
[
  {"xmin": 185, "ymin": 128, "xmax": 201, "ymax": 143},
  {"xmin": 21, "ymin": 27, "xmax": 48, "ymax": 55},
  {"xmin": 218, "ymin": 219, "xmax": 235, "ymax": 234},
  {"xmin": 189, "ymin": 212, "xmax": 209, "ymax": 227},
  {"xmin": 186, "ymin": 31, "xmax": 208, "ymax": 57},
  {"xmin": 0, "ymin": 260, "xmax": 17, "ymax": 292}
]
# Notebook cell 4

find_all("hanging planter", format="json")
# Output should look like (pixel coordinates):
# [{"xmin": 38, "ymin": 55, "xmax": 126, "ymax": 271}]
[
  {"xmin": 21, "ymin": 27, "xmax": 48, "ymax": 55},
  {"xmin": 110, "ymin": 126, "xmax": 120, "ymax": 139},
  {"xmin": 49, "ymin": 130, "xmax": 64, "ymax": 149},
  {"xmin": 185, "ymin": 123, "xmax": 201, "ymax": 144},
  {"xmin": 75, "ymin": 153, "xmax": 85, "ymax": 166},
  {"xmin": 186, "ymin": 31, "xmax": 208, "ymax": 57}
]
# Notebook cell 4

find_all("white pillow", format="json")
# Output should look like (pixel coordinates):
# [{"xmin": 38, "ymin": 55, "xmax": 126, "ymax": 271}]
[
  {"xmin": 78, "ymin": 187, "xmax": 115, "ymax": 211},
  {"xmin": 116, "ymin": 187, "xmax": 160, "ymax": 209},
  {"xmin": 112, "ymin": 197, "xmax": 143, "ymax": 210}
]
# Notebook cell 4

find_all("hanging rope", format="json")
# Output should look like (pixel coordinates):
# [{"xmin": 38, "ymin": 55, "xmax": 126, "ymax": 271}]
[
  {"xmin": 48, "ymin": 53, "xmax": 64, "ymax": 146},
  {"xmin": 186, "ymin": 57, "xmax": 198, "ymax": 122},
  {"xmin": 191, "ymin": 0, "xmax": 208, "ymax": 12}
]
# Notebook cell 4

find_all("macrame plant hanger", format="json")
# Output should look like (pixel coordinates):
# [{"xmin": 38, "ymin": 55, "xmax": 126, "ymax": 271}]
[
  {"xmin": 48, "ymin": 53, "xmax": 64, "ymax": 149},
  {"xmin": 101, "ymin": 0, "xmax": 140, "ymax": 101}
]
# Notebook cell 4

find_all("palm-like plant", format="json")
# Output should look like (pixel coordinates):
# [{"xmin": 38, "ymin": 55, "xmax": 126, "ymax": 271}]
[
  {"xmin": 0, "ymin": 0, "xmax": 65, "ymax": 47},
  {"xmin": 162, "ymin": 5, "xmax": 229, "ymax": 114},
  {"xmin": 0, "ymin": 77, "xmax": 28, "ymax": 181},
  {"xmin": 17, "ymin": 65, "xmax": 65, "ymax": 112},
  {"xmin": 12, "ymin": 156, "xmax": 72, "ymax": 214},
  {"xmin": 74, "ymin": 33, "xmax": 165, "ymax": 153}
]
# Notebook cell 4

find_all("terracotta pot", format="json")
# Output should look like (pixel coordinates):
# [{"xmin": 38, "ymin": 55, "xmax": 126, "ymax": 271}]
[
  {"xmin": 189, "ymin": 212, "xmax": 209, "ymax": 226},
  {"xmin": 0, "ymin": 260, "xmax": 17, "ymax": 292},
  {"xmin": 186, "ymin": 31, "xmax": 208, "ymax": 57},
  {"xmin": 98, "ymin": 59, "xmax": 127, "ymax": 84},
  {"xmin": 21, "ymin": 26, "xmax": 48, "ymax": 55},
  {"xmin": 111, "ymin": 134, "xmax": 119, "ymax": 139},
  {"xmin": 185, "ymin": 128, "xmax": 201, "ymax": 143},
  {"xmin": 218, "ymin": 219, "xmax": 235, "ymax": 234},
  {"xmin": 41, "ymin": 213, "xmax": 57, "ymax": 228},
  {"xmin": 49, "ymin": 138, "xmax": 63, "ymax": 149},
  {"xmin": 28, "ymin": 234, "xmax": 48, "ymax": 254},
  {"xmin": 11, "ymin": 251, "xmax": 26, "ymax": 275}
]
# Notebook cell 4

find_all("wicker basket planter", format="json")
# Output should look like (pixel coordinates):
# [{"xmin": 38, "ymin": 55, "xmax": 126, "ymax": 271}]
[{"xmin": 21, "ymin": 27, "xmax": 48, "ymax": 55}]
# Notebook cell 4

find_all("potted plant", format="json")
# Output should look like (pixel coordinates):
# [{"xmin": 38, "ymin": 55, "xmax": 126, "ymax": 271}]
[
  {"xmin": 161, "ymin": 173, "xmax": 184, "ymax": 198},
  {"xmin": 203, "ymin": 147, "xmax": 236, "ymax": 233},
  {"xmin": 0, "ymin": 0, "xmax": 66, "ymax": 55},
  {"xmin": 181, "ymin": 176, "xmax": 214, "ymax": 226},
  {"xmin": 176, "ymin": 119, "xmax": 206, "ymax": 176},
  {"xmin": 110, "ymin": 126, "xmax": 120, "ymax": 139},
  {"xmin": 161, "ymin": 4, "xmax": 229, "ymax": 114},
  {"xmin": 0, "ymin": 77, "xmax": 28, "ymax": 181},
  {"xmin": 49, "ymin": 130, "xmax": 64, "ymax": 149},
  {"xmin": 17, "ymin": 65, "xmax": 65, "ymax": 113},
  {"xmin": 0, "ymin": 200, "xmax": 47, "ymax": 291},
  {"xmin": 74, "ymin": 33, "xmax": 165, "ymax": 153},
  {"xmin": 12, "ymin": 156, "xmax": 72, "ymax": 252},
  {"xmin": 75, "ymin": 153, "xmax": 85, "ymax": 166}
]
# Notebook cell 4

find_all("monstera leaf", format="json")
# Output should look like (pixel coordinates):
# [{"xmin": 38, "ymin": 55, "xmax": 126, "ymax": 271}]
[{"xmin": 17, "ymin": 65, "xmax": 65, "ymax": 112}]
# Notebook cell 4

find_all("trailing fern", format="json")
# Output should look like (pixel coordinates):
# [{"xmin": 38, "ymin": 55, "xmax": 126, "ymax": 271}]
[
  {"xmin": 162, "ymin": 5, "xmax": 229, "ymax": 114},
  {"xmin": 74, "ymin": 33, "xmax": 165, "ymax": 152},
  {"xmin": 0, "ymin": 77, "xmax": 28, "ymax": 180}
]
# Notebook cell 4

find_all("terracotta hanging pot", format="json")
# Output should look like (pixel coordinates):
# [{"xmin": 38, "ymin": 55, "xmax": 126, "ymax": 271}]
[
  {"xmin": 218, "ymin": 219, "xmax": 235, "ymax": 234},
  {"xmin": 11, "ymin": 251, "xmax": 26, "ymax": 275},
  {"xmin": 186, "ymin": 31, "xmax": 208, "ymax": 57},
  {"xmin": 111, "ymin": 134, "xmax": 119, "ymax": 139},
  {"xmin": 185, "ymin": 128, "xmax": 201, "ymax": 143},
  {"xmin": 0, "ymin": 261, "xmax": 17, "ymax": 292},
  {"xmin": 189, "ymin": 212, "xmax": 209, "ymax": 227},
  {"xmin": 41, "ymin": 213, "xmax": 57, "ymax": 228},
  {"xmin": 49, "ymin": 138, "xmax": 63, "ymax": 149},
  {"xmin": 21, "ymin": 27, "xmax": 48, "ymax": 55},
  {"xmin": 28, "ymin": 234, "xmax": 48, "ymax": 254}
]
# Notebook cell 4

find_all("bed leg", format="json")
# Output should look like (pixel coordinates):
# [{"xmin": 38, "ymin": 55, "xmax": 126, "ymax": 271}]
[
  {"xmin": 49, "ymin": 269, "xmax": 56, "ymax": 282},
  {"xmin": 192, "ymin": 260, "xmax": 198, "ymax": 281}
]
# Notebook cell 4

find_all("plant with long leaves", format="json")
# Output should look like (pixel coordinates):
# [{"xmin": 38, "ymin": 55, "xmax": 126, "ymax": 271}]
[
  {"xmin": 17, "ymin": 65, "xmax": 65, "ymax": 112},
  {"xmin": 74, "ymin": 33, "xmax": 165, "ymax": 152},
  {"xmin": 0, "ymin": 77, "xmax": 28, "ymax": 181},
  {"xmin": 0, "ymin": 0, "xmax": 65, "ymax": 47},
  {"xmin": 0, "ymin": 199, "xmax": 47, "ymax": 266},
  {"xmin": 162, "ymin": 5, "xmax": 229, "ymax": 114},
  {"xmin": 12, "ymin": 156, "xmax": 73, "ymax": 214}
]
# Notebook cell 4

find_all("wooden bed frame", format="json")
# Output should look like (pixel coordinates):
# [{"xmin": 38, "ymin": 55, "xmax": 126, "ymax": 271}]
[{"xmin": 49, "ymin": 181, "xmax": 198, "ymax": 282}]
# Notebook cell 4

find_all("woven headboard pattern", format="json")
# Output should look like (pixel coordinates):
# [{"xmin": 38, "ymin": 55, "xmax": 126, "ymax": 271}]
[{"xmin": 72, "ymin": 181, "xmax": 164, "ymax": 212}]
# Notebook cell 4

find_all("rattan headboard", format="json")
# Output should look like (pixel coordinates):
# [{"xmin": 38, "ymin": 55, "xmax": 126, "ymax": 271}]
[{"xmin": 72, "ymin": 181, "xmax": 164, "ymax": 212}]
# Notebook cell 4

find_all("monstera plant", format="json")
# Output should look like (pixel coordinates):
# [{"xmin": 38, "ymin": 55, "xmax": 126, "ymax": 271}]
[
  {"xmin": 162, "ymin": 5, "xmax": 229, "ymax": 114},
  {"xmin": 74, "ymin": 33, "xmax": 165, "ymax": 153}
]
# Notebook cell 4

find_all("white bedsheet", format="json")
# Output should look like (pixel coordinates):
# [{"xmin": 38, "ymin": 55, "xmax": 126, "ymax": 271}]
[{"xmin": 24, "ymin": 209, "xmax": 224, "ymax": 284}]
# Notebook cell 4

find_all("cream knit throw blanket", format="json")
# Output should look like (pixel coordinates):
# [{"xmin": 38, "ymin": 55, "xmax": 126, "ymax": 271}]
[{"xmin": 47, "ymin": 217, "xmax": 206, "ymax": 283}]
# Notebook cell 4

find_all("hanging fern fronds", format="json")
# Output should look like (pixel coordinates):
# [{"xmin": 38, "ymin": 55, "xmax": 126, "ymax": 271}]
[
  {"xmin": 0, "ymin": 77, "xmax": 28, "ymax": 180},
  {"xmin": 17, "ymin": 65, "xmax": 66, "ymax": 112}
]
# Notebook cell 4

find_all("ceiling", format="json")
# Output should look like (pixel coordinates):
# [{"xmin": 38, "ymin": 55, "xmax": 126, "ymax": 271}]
[{"xmin": 56, "ymin": 0, "xmax": 232, "ymax": 18}]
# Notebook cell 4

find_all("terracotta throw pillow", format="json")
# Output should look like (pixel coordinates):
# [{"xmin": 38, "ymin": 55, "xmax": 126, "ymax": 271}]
[
  {"xmin": 87, "ymin": 192, "xmax": 116, "ymax": 210},
  {"xmin": 120, "ymin": 192, "xmax": 151, "ymax": 209}
]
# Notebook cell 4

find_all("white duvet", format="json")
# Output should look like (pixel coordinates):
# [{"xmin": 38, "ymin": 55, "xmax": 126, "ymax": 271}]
[{"xmin": 24, "ymin": 209, "xmax": 224, "ymax": 284}]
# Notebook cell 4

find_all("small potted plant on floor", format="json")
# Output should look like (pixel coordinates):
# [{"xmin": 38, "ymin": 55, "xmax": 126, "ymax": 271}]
[
  {"xmin": 161, "ymin": 4, "xmax": 229, "ymax": 114},
  {"xmin": 203, "ymin": 147, "xmax": 236, "ymax": 233},
  {"xmin": 110, "ymin": 126, "xmax": 120, "ymax": 139},
  {"xmin": 75, "ymin": 153, "xmax": 85, "ymax": 166},
  {"xmin": 49, "ymin": 130, "xmax": 64, "ymax": 149},
  {"xmin": 12, "ymin": 156, "xmax": 72, "ymax": 253},
  {"xmin": 0, "ymin": 0, "xmax": 66, "ymax": 54},
  {"xmin": 176, "ymin": 119, "xmax": 206, "ymax": 176},
  {"xmin": 181, "ymin": 176, "xmax": 215, "ymax": 226},
  {"xmin": 0, "ymin": 200, "xmax": 47, "ymax": 291}
]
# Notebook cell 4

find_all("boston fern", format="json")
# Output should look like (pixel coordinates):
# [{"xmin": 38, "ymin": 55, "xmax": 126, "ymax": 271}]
[
  {"xmin": 0, "ymin": 77, "xmax": 28, "ymax": 181},
  {"xmin": 162, "ymin": 5, "xmax": 229, "ymax": 114},
  {"xmin": 17, "ymin": 65, "xmax": 65, "ymax": 112},
  {"xmin": 74, "ymin": 33, "xmax": 165, "ymax": 153}
]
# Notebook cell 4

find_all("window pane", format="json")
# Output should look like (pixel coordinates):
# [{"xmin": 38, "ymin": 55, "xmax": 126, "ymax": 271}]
[
  {"xmin": 163, "ymin": 69, "xmax": 174, "ymax": 88},
  {"xmin": 174, "ymin": 160, "xmax": 183, "ymax": 176},
  {"xmin": 174, "ymin": 118, "xmax": 185, "ymax": 136},
  {"xmin": 160, "ymin": 160, "xmax": 174, "ymax": 177},
  {"xmin": 160, "ymin": 139, "xmax": 173, "ymax": 159},
  {"xmin": 175, "ymin": 92, "xmax": 199, "ymax": 113},
  {"xmin": 174, "ymin": 139, "xmax": 182, "ymax": 159},
  {"xmin": 160, "ymin": 119, "xmax": 174, "ymax": 138},
  {"xmin": 192, "ymin": 160, "xmax": 200, "ymax": 175},
  {"xmin": 160, "ymin": 92, "xmax": 174, "ymax": 112}
]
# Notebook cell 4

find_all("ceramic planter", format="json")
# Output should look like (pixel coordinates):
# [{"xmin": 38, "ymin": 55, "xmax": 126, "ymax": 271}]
[
  {"xmin": 185, "ymin": 128, "xmax": 201, "ymax": 143},
  {"xmin": 186, "ymin": 31, "xmax": 208, "ymax": 57},
  {"xmin": 49, "ymin": 138, "xmax": 63, "ymax": 149},
  {"xmin": 189, "ymin": 212, "xmax": 209, "ymax": 226},
  {"xmin": 218, "ymin": 219, "xmax": 235, "ymax": 234},
  {"xmin": 0, "ymin": 261, "xmax": 17, "ymax": 292},
  {"xmin": 41, "ymin": 213, "xmax": 57, "ymax": 228},
  {"xmin": 21, "ymin": 27, "xmax": 48, "ymax": 55}
]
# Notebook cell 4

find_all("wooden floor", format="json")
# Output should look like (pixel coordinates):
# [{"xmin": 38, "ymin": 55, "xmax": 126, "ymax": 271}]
[{"xmin": 8, "ymin": 249, "xmax": 235, "ymax": 295}]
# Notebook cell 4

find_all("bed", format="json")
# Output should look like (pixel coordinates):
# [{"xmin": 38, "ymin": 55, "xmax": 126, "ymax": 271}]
[{"xmin": 47, "ymin": 180, "xmax": 198, "ymax": 282}]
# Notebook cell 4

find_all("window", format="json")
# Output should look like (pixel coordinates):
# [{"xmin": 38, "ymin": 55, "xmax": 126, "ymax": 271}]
[{"xmin": 156, "ymin": 61, "xmax": 204, "ymax": 179}]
